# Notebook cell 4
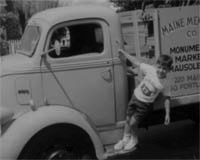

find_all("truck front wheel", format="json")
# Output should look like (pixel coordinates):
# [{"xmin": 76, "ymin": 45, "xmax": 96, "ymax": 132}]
[{"xmin": 18, "ymin": 124, "xmax": 96, "ymax": 160}]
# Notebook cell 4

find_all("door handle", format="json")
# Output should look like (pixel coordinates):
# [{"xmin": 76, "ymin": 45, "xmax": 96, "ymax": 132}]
[{"xmin": 101, "ymin": 68, "xmax": 112, "ymax": 82}]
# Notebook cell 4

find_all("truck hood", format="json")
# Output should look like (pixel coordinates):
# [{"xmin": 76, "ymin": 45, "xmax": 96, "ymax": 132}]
[{"xmin": 0, "ymin": 54, "xmax": 34, "ymax": 77}]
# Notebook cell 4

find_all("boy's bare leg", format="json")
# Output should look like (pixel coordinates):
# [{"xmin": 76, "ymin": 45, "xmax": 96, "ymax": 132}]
[
  {"xmin": 129, "ymin": 115, "xmax": 138, "ymax": 140},
  {"xmin": 114, "ymin": 117, "xmax": 132, "ymax": 150},
  {"xmin": 123, "ymin": 115, "xmax": 139, "ymax": 141},
  {"xmin": 123, "ymin": 116, "xmax": 133, "ymax": 139},
  {"xmin": 123, "ymin": 115, "xmax": 139, "ymax": 151}
]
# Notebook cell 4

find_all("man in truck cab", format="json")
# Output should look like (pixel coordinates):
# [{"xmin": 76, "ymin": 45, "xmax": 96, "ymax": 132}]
[{"xmin": 114, "ymin": 49, "xmax": 173, "ymax": 152}]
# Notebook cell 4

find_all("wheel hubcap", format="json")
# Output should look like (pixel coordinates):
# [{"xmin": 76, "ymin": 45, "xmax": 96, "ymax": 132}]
[
  {"xmin": 46, "ymin": 149, "xmax": 66, "ymax": 159},
  {"xmin": 43, "ymin": 145, "xmax": 77, "ymax": 160}
]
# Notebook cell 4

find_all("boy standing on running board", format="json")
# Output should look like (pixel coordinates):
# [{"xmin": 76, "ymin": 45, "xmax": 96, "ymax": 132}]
[{"xmin": 114, "ymin": 49, "xmax": 173, "ymax": 152}]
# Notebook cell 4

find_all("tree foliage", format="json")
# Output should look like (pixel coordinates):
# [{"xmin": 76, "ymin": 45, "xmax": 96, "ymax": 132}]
[
  {"xmin": 110, "ymin": 0, "xmax": 200, "ymax": 11},
  {"xmin": 1, "ymin": 12, "xmax": 22, "ymax": 40},
  {"xmin": 4, "ymin": 0, "xmax": 58, "ymax": 32}
]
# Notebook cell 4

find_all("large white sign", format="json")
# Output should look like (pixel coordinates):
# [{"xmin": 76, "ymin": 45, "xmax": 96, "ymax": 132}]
[{"xmin": 159, "ymin": 6, "xmax": 200, "ymax": 97}]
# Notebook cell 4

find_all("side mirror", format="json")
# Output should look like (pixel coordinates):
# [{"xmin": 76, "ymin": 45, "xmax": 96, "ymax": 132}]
[
  {"xmin": 40, "ymin": 46, "xmax": 61, "ymax": 66},
  {"xmin": 40, "ymin": 44, "xmax": 61, "ymax": 58}
]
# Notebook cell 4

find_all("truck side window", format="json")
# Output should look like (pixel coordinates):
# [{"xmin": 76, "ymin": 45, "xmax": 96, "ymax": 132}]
[
  {"xmin": 49, "ymin": 23, "xmax": 104, "ymax": 58},
  {"xmin": 147, "ymin": 21, "xmax": 154, "ymax": 37}
]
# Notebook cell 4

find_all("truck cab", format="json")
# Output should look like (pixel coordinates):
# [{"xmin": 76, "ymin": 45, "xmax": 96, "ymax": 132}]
[
  {"xmin": 0, "ymin": 5, "xmax": 127, "ymax": 160},
  {"xmin": 0, "ymin": 4, "xmax": 199, "ymax": 160}
]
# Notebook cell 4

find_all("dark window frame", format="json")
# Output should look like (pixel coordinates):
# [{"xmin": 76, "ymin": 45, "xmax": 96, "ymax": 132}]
[{"xmin": 47, "ymin": 20, "xmax": 104, "ymax": 59}]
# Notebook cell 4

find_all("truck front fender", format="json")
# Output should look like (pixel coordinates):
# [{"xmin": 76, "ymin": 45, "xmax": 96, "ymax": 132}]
[{"xmin": 0, "ymin": 105, "xmax": 104, "ymax": 160}]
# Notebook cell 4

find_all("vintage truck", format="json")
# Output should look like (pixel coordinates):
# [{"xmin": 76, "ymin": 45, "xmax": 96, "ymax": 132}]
[{"xmin": 0, "ymin": 4, "xmax": 199, "ymax": 160}]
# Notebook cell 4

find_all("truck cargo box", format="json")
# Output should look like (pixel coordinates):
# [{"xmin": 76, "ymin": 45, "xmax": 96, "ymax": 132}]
[{"xmin": 119, "ymin": 6, "xmax": 200, "ymax": 109}]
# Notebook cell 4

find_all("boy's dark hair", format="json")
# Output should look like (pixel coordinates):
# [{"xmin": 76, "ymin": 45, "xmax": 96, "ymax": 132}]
[{"xmin": 157, "ymin": 54, "xmax": 173, "ymax": 70}]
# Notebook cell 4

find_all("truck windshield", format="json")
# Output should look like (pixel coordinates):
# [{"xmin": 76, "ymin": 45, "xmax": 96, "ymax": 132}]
[{"xmin": 17, "ymin": 26, "xmax": 40, "ymax": 57}]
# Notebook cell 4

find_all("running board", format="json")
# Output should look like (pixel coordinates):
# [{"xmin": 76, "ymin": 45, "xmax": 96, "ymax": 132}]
[{"xmin": 103, "ymin": 144, "xmax": 138, "ymax": 159}]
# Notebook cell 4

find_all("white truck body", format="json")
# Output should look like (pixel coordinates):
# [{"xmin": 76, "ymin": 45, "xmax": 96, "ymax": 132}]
[{"xmin": 0, "ymin": 5, "xmax": 199, "ymax": 160}]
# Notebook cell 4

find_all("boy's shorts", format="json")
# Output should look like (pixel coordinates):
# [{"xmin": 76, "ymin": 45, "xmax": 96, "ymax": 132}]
[{"xmin": 127, "ymin": 95, "xmax": 154, "ymax": 125}]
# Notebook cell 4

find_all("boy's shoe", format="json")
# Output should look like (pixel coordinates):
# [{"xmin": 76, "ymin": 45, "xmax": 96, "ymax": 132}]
[
  {"xmin": 114, "ymin": 139, "xmax": 129, "ymax": 150},
  {"xmin": 123, "ymin": 136, "xmax": 138, "ymax": 151}
]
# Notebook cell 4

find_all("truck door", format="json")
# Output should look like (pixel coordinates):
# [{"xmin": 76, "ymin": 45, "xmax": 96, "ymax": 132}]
[{"xmin": 43, "ymin": 19, "xmax": 115, "ymax": 126}]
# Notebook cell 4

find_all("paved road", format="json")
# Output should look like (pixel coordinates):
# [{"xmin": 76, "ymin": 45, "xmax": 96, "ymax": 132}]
[{"xmin": 111, "ymin": 120, "xmax": 199, "ymax": 160}]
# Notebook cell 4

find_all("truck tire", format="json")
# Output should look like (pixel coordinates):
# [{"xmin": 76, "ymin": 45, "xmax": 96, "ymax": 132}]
[{"xmin": 18, "ymin": 124, "xmax": 96, "ymax": 160}]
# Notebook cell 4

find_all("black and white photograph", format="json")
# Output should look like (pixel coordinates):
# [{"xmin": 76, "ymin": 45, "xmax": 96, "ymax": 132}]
[{"xmin": 0, "ymin": 0, "xmax": 199, "ymax": 159}]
